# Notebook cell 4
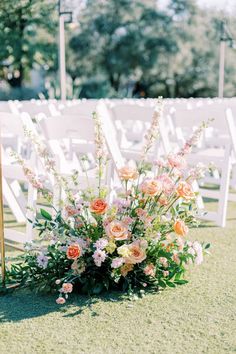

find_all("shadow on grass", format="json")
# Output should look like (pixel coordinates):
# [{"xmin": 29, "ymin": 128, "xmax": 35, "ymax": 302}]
[{"xmin": 0, "ymin": 288, "xmax": 127, "ymax": 323}]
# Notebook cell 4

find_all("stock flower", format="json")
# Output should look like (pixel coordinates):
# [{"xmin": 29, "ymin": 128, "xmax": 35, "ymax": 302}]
[
  {"xmin": 62, "ymin": 283, "xmax": 73, "ymax": 294},
  {"xmin": 64, "ymin": 205, "xmax": 79, "ymax": 218},
  {"xmin": 125, "ymin": 240, "xmax": 147, "ymax": 264},
  {"xmin": 56, "ymin": 297, "xmax": 66, "ymax": 305},
  {"xmin": 176, "ymin": 181, "xmax": 195, "ymax": 201},
  {"xmin": 140, "ymin": 179, "xmax": 162, "ymax": 197},
  {"xmin": 144, "ymin": 263, "xmax": 156, "ymax": 277},
  {"xmin": 174, "ymin": 220, "xmax": 189, "ymax": 236},
  {"xmin": 111, "ymin": 257, "xmax": 124, "ymax": 269},
  {"xmin": 168, "ymin": 154, "xmax": 187, "ymax": 170},
  {"xmin": 193, "ymin": 241, "xmax": 203, "ymax": 265},
  {"xmin": 93, "ymin": 249, "xmax": 107, "ymax": 267},
  {"xmin": 118, "ymin": 166, "xmax": 138, "ymax": 181},
  {"xmin": 105, "ymin": 220, "xmax": 129, "ymax": 240},
  {"xmin": 66, "ymin": 244, "xmax": 82, "ymax": 260},
  {"xmin": 120, "ymin": 263, "xmax": 134, "ymax": 277},
  {"xmin": 90, "ymin": 198, "xmax": 108, "ymax": 215},
  {"xmin": 94, "ymin": 238, "xmax": 108, "ymax": 250}
]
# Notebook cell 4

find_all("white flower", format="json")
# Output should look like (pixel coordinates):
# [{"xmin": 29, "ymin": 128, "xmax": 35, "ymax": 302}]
[
  {"xmin": 111, "ymin": 257, "xmax": 124, "ymax": 269},
  {"xmin": 94, "ymin": 238, "xmax": 108, "ymax": 250},
  {"xmin": 193, "ymin": 241, "xmax": 203, "ymax": 265},
  {"xmin": 36, "ymin": 253, "xmax": 49, "ymax": 269},
  {"xmin": 93, "ymin": 249, "xmax": 107, "ymax": 267}
]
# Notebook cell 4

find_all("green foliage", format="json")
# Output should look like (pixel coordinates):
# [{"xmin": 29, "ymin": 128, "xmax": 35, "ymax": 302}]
[{"xmin": 0, "ymin": 0, "xmax": 58, "ymax": 91}]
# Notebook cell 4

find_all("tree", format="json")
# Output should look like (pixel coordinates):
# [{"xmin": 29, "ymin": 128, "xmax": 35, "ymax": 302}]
[
  {"xmin": 0, "ymin": 0, "xmax": 58, "ymax": 89},
  {"xmin": 68, "ymin": 0, "xmax": 236, "ymax": 98}
]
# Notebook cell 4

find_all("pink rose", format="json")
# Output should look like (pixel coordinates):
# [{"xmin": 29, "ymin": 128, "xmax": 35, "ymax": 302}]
[
  {"xmin": 61, "ymin": 283, "xmax": 73, "ymax": 294},
  {"xmin": 56, "ymin": 297, "xmax": 66, "ymax": 305}
]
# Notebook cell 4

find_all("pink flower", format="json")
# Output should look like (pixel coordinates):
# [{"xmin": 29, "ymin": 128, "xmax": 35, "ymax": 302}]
[
  {"xmin": 144, "ymin": 263, "xmax": 156, "ymax": 277},
  {"xmin": 136, "ymin": 208, "xmax": 148, "ymax": 218},
  {"xmin": 56, "ymin": 297, "xmax": 66, "ymax": 305},
  {"xmin": 163, "ymin": 270, "xmax": 169, "ymax": 277},
  {"xmin": 61, "ymin": 283, "xmax": 73, "ymax": 294},
  {"xmin": 193, "ymin": 241, "xmax": 203, "ymax": 265},
  {"xmin": 93, "ymin": 249, "xmax": 107, "ymax": 267},
  {"xmin": 154, "ymin": 158, "xmax": 166, "ymax": 168},
  {"xmin": 159, "ymin": 257, "xmax": 168, "ymax": 268},
  {"xmin": 111, "ymin": 257, "xmax": 124, "ymax": 269},
  {"xmin": 168, "ymin": 154, "xmax": 186, "ymax": 170},
  {"xmin": 156, "ymin": 174, "xmax": 175, "ymax": 196},
  {"xmin": 122, "ymin": 216, "xmax": 133, "ymax": 225},
  {"xmin": 172, "ymin": 251, "xmax": 180, "ymax": 265}
]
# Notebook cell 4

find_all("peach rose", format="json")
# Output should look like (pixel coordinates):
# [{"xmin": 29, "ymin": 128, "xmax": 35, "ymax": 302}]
[
  {"xmin": 174, "ymin": 220, "xmax": 189, "ymax": 236},
  {"xmin": 66, "ymin": 244, "xmax": 82, "ymax": 260},
  {"xmin": 144, "ymin": 263, "xmax": 156, "ymax": 277},
  {"xmin": 176, "ymin": 181, "xmax": 195, "ymax": 201},
  {"xmin": 106, "ymin": 220, "xmax": 129, "ymax": 240},
  {"xmin": 125, "ymin": 240, "xmax": 147, "ymax": 264},
  {"xmin": 118, "ymin": 166, "xmax": 138, "ymax": 181},
  {"xmin": 120, "ymin": 263, "xmax": 134, "ymax": 277},
  {"xmin": 62, "ymin": 283, "xmax": 73, "ymax": 294},
  {"xmin": 90, "ymin": 198, "xmax": 108, "ymax": 215},
  {"xmin": 140, "ymin": 179, "xmax": 162, "ymax": 197}
]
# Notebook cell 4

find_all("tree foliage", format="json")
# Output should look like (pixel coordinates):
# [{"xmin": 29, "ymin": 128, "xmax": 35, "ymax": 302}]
[{"xmin": 0, "ymin": 0, "xmax": 57, "ymax": 90}]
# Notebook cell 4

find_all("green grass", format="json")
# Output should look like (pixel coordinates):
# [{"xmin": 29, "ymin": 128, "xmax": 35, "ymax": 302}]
[{"xmin": 0, "ymin": 202, "xmax": 236, "ymax": 354}]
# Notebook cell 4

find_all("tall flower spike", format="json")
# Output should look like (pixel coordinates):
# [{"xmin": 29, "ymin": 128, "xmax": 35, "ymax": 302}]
[
  {"xmin": 177, "ymin": 118, "xmax": 214, "ymax": 157},
  {"xmin": 141, "ymin": 98, "xmax": 164, "ymax": 162},
  {"xmin": 92, "ymin": 111, "xmax": 108, "ymax": 164},
  {"xmin": 23, "ymin": 126, "xmax": 72, "ymax": 199},
  {"xmin": 92, "ymin": 111, "xmax": 108, "ymax": 196}
]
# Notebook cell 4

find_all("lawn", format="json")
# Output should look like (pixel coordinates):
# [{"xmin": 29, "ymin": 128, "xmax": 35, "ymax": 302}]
[{"xmin": 0, "ymin": 201, "xmax": 236, "ymax": 354}]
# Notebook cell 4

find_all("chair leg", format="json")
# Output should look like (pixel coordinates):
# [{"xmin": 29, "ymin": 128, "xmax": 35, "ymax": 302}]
[{"xmin": 216, "ymin": 153, "xmax": 231, "ymax": 227}]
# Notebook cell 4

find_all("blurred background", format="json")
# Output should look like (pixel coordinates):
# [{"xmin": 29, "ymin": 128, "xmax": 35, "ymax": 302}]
[{"xmin": 0, "ymin": 0, "xmax": 236, "ymax": 100}]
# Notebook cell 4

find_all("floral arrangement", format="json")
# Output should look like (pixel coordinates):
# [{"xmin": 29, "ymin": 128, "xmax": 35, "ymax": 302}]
[{"xmin": 7, "ymin": 100, "xmax": 210, "ymax": 304}]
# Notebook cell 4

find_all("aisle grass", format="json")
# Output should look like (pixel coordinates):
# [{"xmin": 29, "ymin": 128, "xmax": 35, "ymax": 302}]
[{"xmin": 0, "ymin": 202, "xmax": 236, "ymax": 354}]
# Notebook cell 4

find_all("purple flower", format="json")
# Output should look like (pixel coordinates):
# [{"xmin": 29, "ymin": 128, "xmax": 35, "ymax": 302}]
[
  {"xmin": 36, "ymin": 253, "xmax": 49, "ymax": 269},
  {"xmin": 94, "ymin": 238, "xmax": 108, "ymax": 250}
]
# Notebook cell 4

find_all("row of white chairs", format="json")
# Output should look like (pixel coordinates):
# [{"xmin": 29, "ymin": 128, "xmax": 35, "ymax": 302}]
[{"xmin": 1, "ymin": 98, "xmax": 236, "ymax": 246}]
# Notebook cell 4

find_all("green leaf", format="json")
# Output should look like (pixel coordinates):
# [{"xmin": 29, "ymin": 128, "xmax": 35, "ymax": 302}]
[
  {"xmin": 92, "ymin": 283, "xmax": 103, "ymax": 295},
  {"xmin": 158, "ymin": 279, "xmax": 166, "ymax": 288},
  {"xmin": 174, "ymin": 279, "xmax": 188, "ymax": 285},
  {"xmin": 165, "ymin": 281, "xmax": 176, "ymax": 288},
  {"xmin": 40, "ymin": 209, "xmax": 52, "ymax": 220},
  {"xmin": 204, "ymin": 243, "xmax": 211, "ymax": 250}
]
